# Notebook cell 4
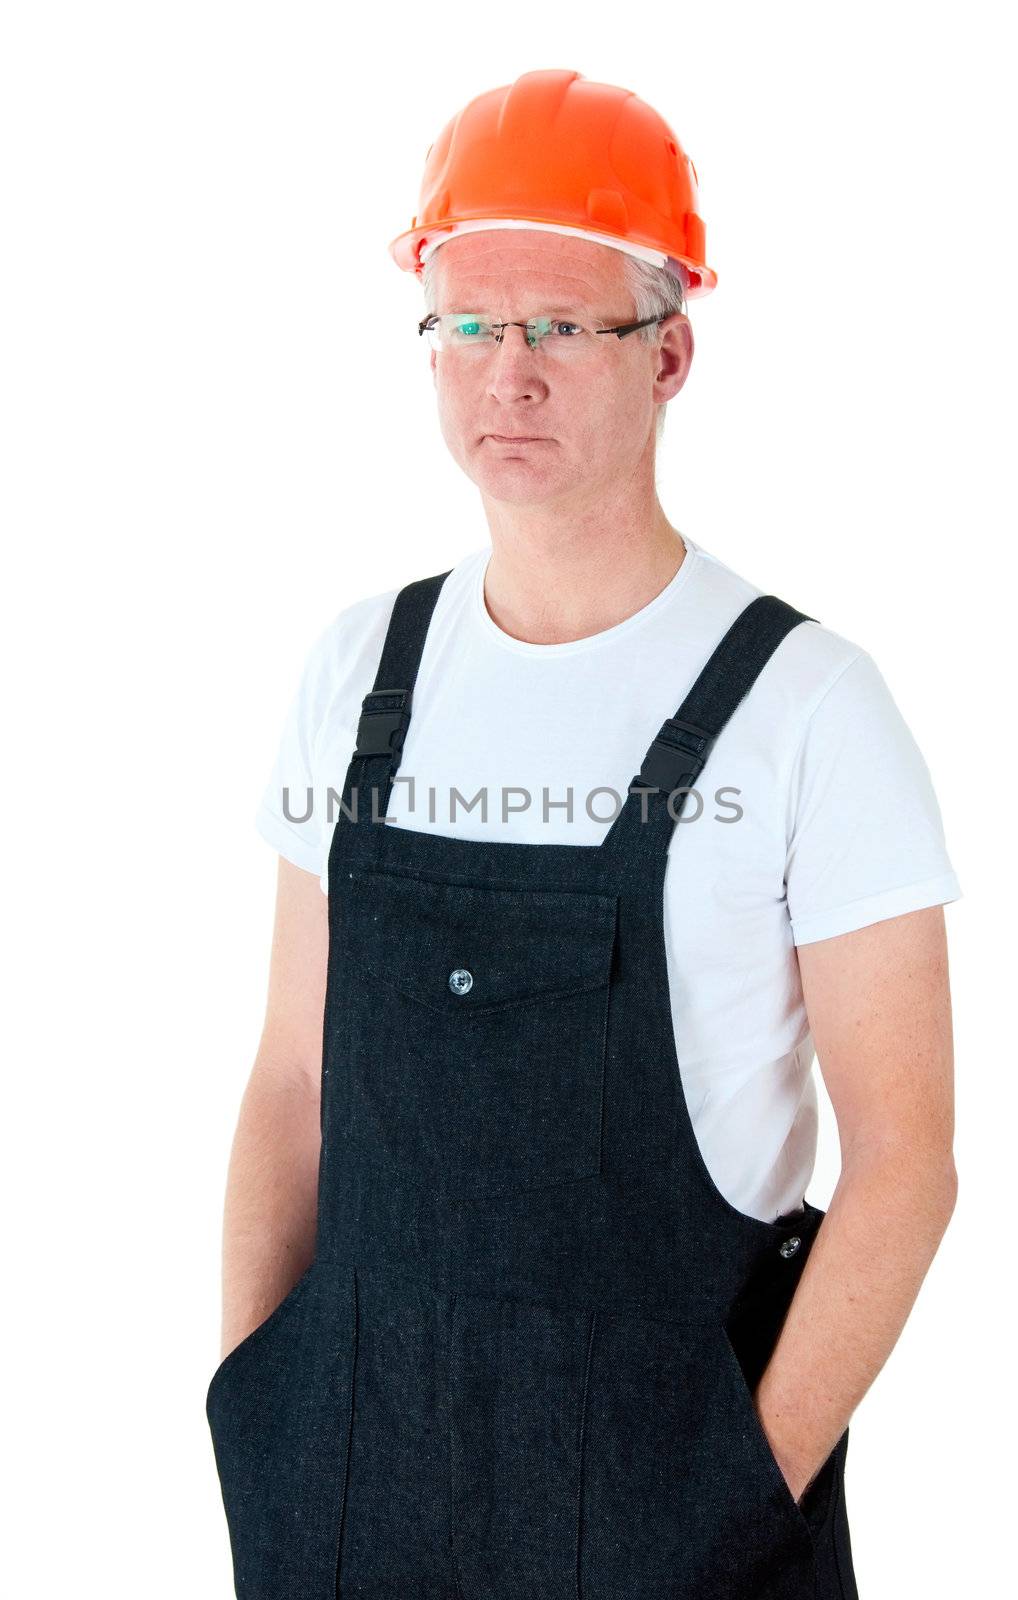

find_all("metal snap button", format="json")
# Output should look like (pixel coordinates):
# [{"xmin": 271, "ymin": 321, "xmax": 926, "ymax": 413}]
[
  {"xmin": 448, "ymin": 968, "xmax": 473, "ymax": 995},
  {"xmin": 778, "ymin": 1236, "xmax": 801, "ymax": 1258}
]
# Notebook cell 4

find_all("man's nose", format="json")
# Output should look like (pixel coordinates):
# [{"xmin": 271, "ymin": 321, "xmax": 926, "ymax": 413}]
[{"xmin": 486, "ymin": 325, "xmax": 547, "ymax": 400}]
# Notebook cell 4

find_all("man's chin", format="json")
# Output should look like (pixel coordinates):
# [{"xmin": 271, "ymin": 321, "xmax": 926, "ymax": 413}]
[
  {"xmin": 470, "ymin": 453, "xmax": 565, "ymax": 487},
  {"xmin": 473, "ymin": 475, "xmax": 573, "ymax": 509}
]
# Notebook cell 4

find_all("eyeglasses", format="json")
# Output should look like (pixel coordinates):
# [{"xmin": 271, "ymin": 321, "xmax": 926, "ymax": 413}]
[{"xmin": 418, "ymin": 311, "xmax": 668, "ymax": 358}]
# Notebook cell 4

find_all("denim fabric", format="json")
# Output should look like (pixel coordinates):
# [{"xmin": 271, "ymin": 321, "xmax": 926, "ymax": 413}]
[{"xmin": 206, "ymin": 575, "xmax": 860, "ymax": 1600}]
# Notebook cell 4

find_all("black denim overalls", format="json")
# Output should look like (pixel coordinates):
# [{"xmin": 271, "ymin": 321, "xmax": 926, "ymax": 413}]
[{"xmin": 206, "ymin": 570, "xmax": 860, "ymax": 1600}]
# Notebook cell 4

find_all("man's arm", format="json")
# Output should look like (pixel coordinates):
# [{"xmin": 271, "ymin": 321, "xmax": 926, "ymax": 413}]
[
  {"xmin": 755, "ymin": 904, "xmax": 958, "ymax": 1503},
  {"xmin": 215, "ymin": 856, "xmax": 329, "ymax": 1363}
]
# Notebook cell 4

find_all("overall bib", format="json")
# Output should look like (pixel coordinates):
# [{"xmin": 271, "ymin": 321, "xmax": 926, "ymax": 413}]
[{"xmin": 206, "ymin": 572, "xmax": 860, "ymax": 1600}]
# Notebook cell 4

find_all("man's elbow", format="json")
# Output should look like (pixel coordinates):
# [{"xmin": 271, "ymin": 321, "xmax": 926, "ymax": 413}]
[
  {"xmin": 901, "ymin": 1143, "xmax": 959, "ymax": 1233},
  {"xmin": 937, "ymin": 1151, "xmax": 960, "ymax": 1226},
  {"xmin": 843, "ymin": 1132, "xmax": 959, "ymax": 1231}
]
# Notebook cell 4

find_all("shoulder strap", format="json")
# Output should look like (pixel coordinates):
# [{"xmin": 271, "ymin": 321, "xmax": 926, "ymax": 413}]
[
  {"xmin": 602, "ymin": 594, "xmax": 818, "ymax": 858},
  {"xmin": 341, "ymin": 569, "xmax": 452, "ymax": 822}
]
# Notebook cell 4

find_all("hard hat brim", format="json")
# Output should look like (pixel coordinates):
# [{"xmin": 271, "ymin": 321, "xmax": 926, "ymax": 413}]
[{"xmin": 389, "ymin": 215, "xmax": 717, "ymax": 296}]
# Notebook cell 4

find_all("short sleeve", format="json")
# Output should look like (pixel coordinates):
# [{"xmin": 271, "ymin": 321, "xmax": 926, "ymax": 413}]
[
  {"xmin": 254, "ymin": 623, "xmax": 337, "ymax": 880},
  {"xmin": 784, "ymin": 650, "xmax": 962, "ymax": 945}
]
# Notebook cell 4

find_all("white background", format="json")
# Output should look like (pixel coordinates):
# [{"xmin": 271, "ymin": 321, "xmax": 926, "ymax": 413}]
[{"xmin": 2, "ymin": 2, "xmax": 1013, "ymax": 1594}]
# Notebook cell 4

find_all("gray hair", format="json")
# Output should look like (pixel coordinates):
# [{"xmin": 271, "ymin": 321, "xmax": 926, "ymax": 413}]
[{"xmin": 421, "ymin": 244, "xmax": 687, "ymax": 443}]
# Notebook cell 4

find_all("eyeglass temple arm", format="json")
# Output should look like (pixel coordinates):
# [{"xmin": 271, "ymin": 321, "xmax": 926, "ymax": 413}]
[{"xmin": 596, "ymin": 314, "xmax": 669, "ymax": 339}]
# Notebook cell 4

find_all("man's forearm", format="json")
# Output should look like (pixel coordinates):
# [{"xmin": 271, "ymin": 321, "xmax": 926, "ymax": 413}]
[
  {"xmin": 755, "ymin": 1142, "xmax": 958, "ymax": 1503},
  {"xmin": 217, "ymin": 1054, "xmax": 322, "ymax": 1362}
]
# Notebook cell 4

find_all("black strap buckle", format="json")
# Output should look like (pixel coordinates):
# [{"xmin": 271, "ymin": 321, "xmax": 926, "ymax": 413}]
[
  {"xmin": 638, "ymin": 717, "xmax": 715, "ymax": 794},
  {"xmin": 353, "ymin": 688, "xmax": 413, "ymax": 760}
]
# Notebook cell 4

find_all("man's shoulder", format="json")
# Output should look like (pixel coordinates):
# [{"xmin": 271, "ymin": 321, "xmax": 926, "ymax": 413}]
[
  {"xmin": 321, "ymin": 549, "xmax": 479, "ymax": 641},
  {"xmin": 687, "ymin": 536, "xmax": 867, "ymax": 707},
  {"xmin": 297, "ymin": 550, "xmax": 481, "ymax": 702}
]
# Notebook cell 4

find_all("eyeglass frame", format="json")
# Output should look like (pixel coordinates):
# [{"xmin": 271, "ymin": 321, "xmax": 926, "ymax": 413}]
[{"xmin": 417, "ymin": 311, "xmax": 669, "ymax": 347}]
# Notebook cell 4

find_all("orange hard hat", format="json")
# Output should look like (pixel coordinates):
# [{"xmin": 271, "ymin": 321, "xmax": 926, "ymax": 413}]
[{"xmin": 388, "ymin": 68, "xmax": 716, "ymax": 296}]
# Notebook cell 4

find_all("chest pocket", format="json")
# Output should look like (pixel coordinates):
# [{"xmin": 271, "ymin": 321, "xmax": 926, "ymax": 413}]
[{"xmin": 341, "ymin": 869, "xmax": 619, "ymax": 1198}]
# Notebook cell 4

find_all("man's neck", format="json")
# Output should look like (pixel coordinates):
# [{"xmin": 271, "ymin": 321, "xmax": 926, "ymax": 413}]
[{"xmin": 478, "ymin": 512, "xmax": 687, "ymax": 647}]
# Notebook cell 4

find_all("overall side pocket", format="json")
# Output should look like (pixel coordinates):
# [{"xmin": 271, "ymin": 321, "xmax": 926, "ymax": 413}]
[
  {"xmin": 578, "ymin": 1312, "xmax": 817, "ymax": 1600},
  {"xmin": 205, "ymin": 1260, "xmax": 357, "ymax": 1600},
  {"xmin": 719, "ymin": 1319, "xmax": 839, "ymax": 1547},
  {"xmin": 206, "ymin": 1259, "xmax": 317, "ymax": 1407}
]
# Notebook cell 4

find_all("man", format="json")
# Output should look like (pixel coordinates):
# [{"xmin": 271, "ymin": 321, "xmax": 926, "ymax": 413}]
[{"xmin": 206, "ymin": 70, "xmax": 961, "ymax": 1600}]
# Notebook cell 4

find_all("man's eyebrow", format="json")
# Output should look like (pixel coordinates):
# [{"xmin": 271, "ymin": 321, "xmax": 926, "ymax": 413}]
[
  {"xmin": 529, "ymin": 305, "xmax": 595, "ymax": 316},
  {"xmin": 446, "ymin": 305, "xmax": 597, "ymax": 318}
]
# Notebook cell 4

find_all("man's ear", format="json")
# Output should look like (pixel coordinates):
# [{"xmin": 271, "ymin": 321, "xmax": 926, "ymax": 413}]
[{"xmin": 653, "ymin": 313, "xmax": 694, "ymax": 403}]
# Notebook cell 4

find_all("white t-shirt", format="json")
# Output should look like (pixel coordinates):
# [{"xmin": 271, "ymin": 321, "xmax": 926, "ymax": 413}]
[{"xmin": 256, "ymin": 533, "xmax": 962, "ymax": 1223}]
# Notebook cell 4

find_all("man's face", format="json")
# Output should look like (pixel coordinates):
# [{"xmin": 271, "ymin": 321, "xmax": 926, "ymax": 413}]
[{"xmin": 426, "ymin": 230, "xmax": 692, "ymax": 509}]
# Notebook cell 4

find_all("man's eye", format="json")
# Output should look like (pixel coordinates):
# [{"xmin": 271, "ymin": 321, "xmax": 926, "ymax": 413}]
[{"xmin": 553, "ymin": 321, "xmax": 583, "ymax": 337}]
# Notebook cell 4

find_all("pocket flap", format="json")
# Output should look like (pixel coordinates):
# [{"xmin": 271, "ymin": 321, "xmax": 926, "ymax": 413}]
[{"xmin": 347, "ymin": 869, "xmax": 618, "ymax": 1014}]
